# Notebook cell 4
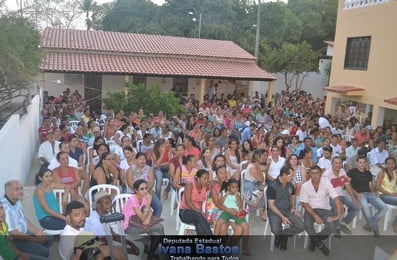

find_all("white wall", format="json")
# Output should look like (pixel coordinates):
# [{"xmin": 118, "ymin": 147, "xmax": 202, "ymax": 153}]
[
  {"xmin": 0, "ymin": 95, "xmax": 40, "ymax": 195},
  {"xmin": 43, "ymin": 73, "xmax": 85, "ymax": 98},
  {"xmin": 255, "ymin": 59, "xmax": 331, "ymax": 99}
]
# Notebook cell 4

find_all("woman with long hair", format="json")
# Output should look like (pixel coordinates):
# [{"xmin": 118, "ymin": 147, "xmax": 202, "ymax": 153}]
[
  {"xmin": 126, "ymin": 152, "xmax": 162, "ymax": 217},
  {"xmin": 299, "ymin": 147, "xmax": 313, "ymax": 181},
  {"xmin": 242, "ymin": 139, "xmax": 254, "ymax": 161},
  {"xmin": 288, "ymin": 135, "xmax": 300, "ymax": 156},
  {"xmin": 252, "ymin": 127, "xmax": 266, "ymax": 149},
  {"xmin": 224, "ymin": 138, "xmax": 242, "ymax": 179},
  {"xmin": 119, "ymin": 146, "xmax": 136, "ymax": 193},
  {"xmin": 123, "ymin": 179, "xmax": 164, "ymax": 260},
  {"xmin": 90, "ymin": 152, "xmax": 119, "ymax": 187},
  {"xmin": 285, "ymin": 154, "xmax": 305, "ymax": 193},
  {"xmin": 113, "ymin": 124, "xmax": 132, "ymax": 146},
  {"xmin": 33, "ymin": 169, "xmax": 70, "ymax": 230},
  {"xmin": 183, "ymin": 135, "xmax": 201, "ymax": 162},
  {"xmin": 152, "ymin": 139, "xmax": 172, "ymax": 200},
  {"xmin": 173, "ymin": 155, "xmax": 198, "ymax": 190},
  {"xmin": 197, "ymin": 148, "xmax": 214, "ymax": 180},
  {"xmin": 243, "ymin": 149, "xmax": 267, "ymax": 220},
  {"xmin": 272, "ymin": 136, "xmax": 289, "ymax": 158},
  {"xmin": 179, "ymin": 169, "xmax": 212, "ymax": 235},
  {"xmin": 266, "ymin": 145, "xmax": 286, "ymax": 182},
  {"xmin": 376, "ymin": 157, "xmax": 397, "ymax": 233}
]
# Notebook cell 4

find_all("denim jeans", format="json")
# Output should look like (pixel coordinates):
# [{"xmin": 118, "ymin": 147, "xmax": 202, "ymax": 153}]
[
  {"xmin": 154, "ymin": 167, "xmax": 171, "ymax": 199},
  {"xmin": 179, "ymin": 209, "xmax": 212, "ymax": 235},
  {"xmin": 268, "ymin": 209, "xmax": 305, "ymax": 236},
  {"xmin": 303, "ymin": 208, "xmax": 336, "ymax": 247},
  {"xmin": 39, "ymin": 216, "xmax": 66, "ymax": 230},
  {"xmin": 151, "ymin": 194, "xmax": 163, "ymax": 217},
  {"xmin": 380, "ymin": 194, "xmax": 397, "ymax": 226},
  {"xmin": 13, "ymin": 235, "xmax": 54, "ymax": 260},
  {"xmin": 358, "ymin": 192, "xmax": 388, "ymax": 231},
  {"xmin": 330, "ymin": 194, "xmax": 360, "ymax": 228}
]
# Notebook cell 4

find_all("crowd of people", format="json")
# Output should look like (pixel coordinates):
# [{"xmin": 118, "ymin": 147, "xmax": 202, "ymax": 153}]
[{"xmin": 1, "ymin": 87, "xmax": 397, "ymax": 259}]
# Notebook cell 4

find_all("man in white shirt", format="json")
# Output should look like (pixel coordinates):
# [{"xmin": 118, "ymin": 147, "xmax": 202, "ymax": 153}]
[
  {"xmin": 48, "ymin": 142, "xmax": 78, "ymax": 170},
  {"xmin": 38, "ymin": 130, "xmax": 60, "ymax": 165},
  {"xmin": 329, "ymin": 134, "xmax": 343, "ymax": 158},
  {"xmin": 369, "ymin": 139, "xmax": 389, "ymax": 177},
  {"xmin": 318, "ymin": 146, "xmax": 332, "ymax": 172},
  {"xmin": 300, "ymin": 165, "xmax": 343, "ymax": 256}
]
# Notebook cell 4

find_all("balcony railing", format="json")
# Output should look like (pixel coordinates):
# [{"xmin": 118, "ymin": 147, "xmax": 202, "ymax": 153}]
[{"xmin": 344, "ymin": 0, "xmax": 389, "ymax": 9}]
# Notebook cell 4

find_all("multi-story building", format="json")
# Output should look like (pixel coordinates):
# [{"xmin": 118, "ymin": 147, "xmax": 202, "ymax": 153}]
[{"xmin": 325, "ymin": 0, "xmax": 397, "ymax": 128}]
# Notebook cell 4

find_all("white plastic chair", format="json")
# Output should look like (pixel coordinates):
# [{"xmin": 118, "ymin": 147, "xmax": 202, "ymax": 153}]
[
  {"xmin": 176, "ymin": 187, "xmax": 197, "ymax": 235},
  {"xmin": 112, "ymin": 193, "xmax": 132, "ymax": 213},
  {"xmin": 169, "ymin": 188, "xmax": 177, "ymax": 216},
  {"xmin": 383, "ymin": 204, "xmax": 397, "ymax": 231},
  {"xmin": 43, "ymin": 189, "xmax": 71, "ymax": 235},
  {"xmin": 88, "ymin": 184, "xmax": 120, "ymax": 212}
]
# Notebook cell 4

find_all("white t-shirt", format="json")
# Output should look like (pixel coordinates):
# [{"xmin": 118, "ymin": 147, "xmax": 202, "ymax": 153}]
[
  {"xmin": 48, "ymin": 156, "xmax": 78, "ymax": 170},
  {"xmin": 268, "ymin": 156, "xmax": 286, "ymax": 179},
  {"xmin": 60, "ymin": 225, "xmax": 83, "ymax": 259},
  {"xmin": 300, "ymin": 179, "xmax": 338, "ymax": 210}
]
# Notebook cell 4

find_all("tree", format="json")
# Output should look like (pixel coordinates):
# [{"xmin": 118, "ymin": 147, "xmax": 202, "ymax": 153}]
[
  {"xmin": 262, "ymin": 42, "xmax": 319, "ymax": 93},
  {"xmin": 0, "ymin": 15, "xmax": 42, "ymax": 90},
  {"xmin": 102, "ymin": 82, "xmax": 186, "ymax": 116},
  {"xmin": 79, "ymin": 0, "xmax": 97, "ymax": 30},
  {"xmin": 23, "ymin": 0, "xmax": 82, "ymax": 29}
]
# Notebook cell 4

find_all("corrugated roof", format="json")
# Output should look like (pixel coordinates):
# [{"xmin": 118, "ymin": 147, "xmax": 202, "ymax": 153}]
[{"xmin": 40, "ymin": 52, "xmax": 275, "ymax": 80}]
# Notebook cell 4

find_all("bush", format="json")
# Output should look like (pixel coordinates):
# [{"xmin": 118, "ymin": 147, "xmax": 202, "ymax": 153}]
[{"xmin": 102, "ymin": 82, "xmax": 186, "ymax": 116}]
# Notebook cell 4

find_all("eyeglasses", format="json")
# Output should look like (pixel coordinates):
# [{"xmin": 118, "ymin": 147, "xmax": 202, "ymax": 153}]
[{"xmin": 139, "ymin": 187, "xmax": 148, "ymax": 191}]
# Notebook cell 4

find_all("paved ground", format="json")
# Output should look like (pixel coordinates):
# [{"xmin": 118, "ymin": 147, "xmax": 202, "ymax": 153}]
[{"xmin": 20, "ymin": 154, "xmax": 397, "ymax": 260}]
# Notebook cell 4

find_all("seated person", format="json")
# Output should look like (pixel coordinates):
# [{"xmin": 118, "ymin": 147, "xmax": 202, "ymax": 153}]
[
  {"xmin": 85, "ymin": 191, "xmax": 140, "ymax": 256},
  {"xmin": 0, "ymin": 180, "xmax": 53, "ymax": 259},
  {"xmin": 0, "ymin": 201, "xmax": 29, "ymax": 260},
  {"xmin": 60, "ymin": 201, "xmax": 127, "ymax": 260},
  {"xmin": 33, "ymin": 169, "xmax": 70, "ymax": 230}
]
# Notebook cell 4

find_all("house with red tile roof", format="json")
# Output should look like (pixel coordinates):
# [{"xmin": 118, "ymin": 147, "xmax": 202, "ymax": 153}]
[{"xmin": 39, "ymin": 28, "xmax": 275, "ymax": 111}]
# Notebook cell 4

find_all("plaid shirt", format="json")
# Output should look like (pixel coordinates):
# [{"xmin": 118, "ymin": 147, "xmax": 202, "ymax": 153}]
[{"xmin": 0, "ymin": 196, "xmax": 28, "ymax": 233}]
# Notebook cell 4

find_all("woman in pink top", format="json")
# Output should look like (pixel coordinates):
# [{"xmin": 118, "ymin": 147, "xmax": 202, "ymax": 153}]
[
  {"xmin": 179, "ymin": 169, "xmax": 212, "ymax": 235},
  {"xmin": 123, "ymin": 179, "xmax": 164, "ymax": 260}
]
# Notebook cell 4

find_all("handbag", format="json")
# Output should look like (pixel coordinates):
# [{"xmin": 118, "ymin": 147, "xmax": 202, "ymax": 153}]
[
  {"xmin": 245, "ymin": 188, "xmax": 264, "ymax": 208},
  {"xmin": 129, "ymin": 215, "xmax": 164, "ymax": 231},
  {"xmin": 204, "ymin": 195, "xmax": 219, "ymax": 223}
]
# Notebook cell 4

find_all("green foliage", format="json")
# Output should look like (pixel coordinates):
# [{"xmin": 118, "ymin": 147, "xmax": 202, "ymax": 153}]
[
  {"xmin": 102, "ymin": 82, "xmax": 186, "ymax": 116},
  {"xmin": 0, "ymin": 15, "xmax": 42, "ymax": 90},
  {"xmin": 79, "ymin": 0, "xmax": 97, "ymax": 30},
  {"xmin": 261, "ymin": 41, "xmax": 319, "ymax": 92}
]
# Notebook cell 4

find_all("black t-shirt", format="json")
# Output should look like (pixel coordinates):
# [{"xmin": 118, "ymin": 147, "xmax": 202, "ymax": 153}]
[{"xmin": 347, "ymin": 168, "xmax": 372, "ymax": 193}]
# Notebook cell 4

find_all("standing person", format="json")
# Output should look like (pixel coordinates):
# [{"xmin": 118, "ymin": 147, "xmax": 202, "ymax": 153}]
[
  {"xmin": 0, "ymin": 201, "xmax": 29, "ymax": 260},
  {"xmin": 322, "ymin": 157, "xmax": 360, "ymax": 236},
  {"xmin": 375, "ymin": 157, "xmax": 397, "ymax": 233},
  {"xmin": 348, "ymin": 156, "xmax": 388, "ymax": 236},
  {"xmin": 267, "ymin": 165, "xmax": 305, "ymax": 251},
  {"xmin": 300, "ymin": 166, "xmax": 343, "ymax": 256},
  {"xmin": 0, "ymin": 180, "xmax": 54, "ymax": 260},
  {"xmin": 179, "ymin": 169, "xmax": 212, "ymax": 235}
]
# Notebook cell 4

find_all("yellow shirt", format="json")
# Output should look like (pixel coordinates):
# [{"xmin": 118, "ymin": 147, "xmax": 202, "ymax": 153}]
[{"xmin": 380, "ymin": 171, "xmax": 397, "ymax": 194}]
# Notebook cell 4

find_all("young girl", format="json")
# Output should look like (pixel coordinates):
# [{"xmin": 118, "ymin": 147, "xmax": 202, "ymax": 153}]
[{"xmin": 219, "ymin": 178, "xmax": 248, "ymax": 227}]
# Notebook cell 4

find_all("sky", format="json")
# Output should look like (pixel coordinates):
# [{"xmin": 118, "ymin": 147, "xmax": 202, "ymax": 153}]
[{"xmin": 4, "ymin": 0, "xmax": 166, "ymax": 11}]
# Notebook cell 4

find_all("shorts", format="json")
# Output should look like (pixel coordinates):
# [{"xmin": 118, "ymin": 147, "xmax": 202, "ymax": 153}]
[{"xmin": 219, "ymin": 211, "xmax": 246, "ymax": 225}]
